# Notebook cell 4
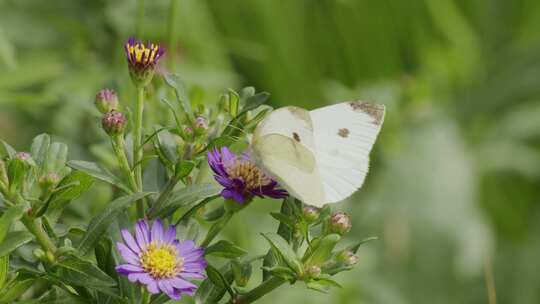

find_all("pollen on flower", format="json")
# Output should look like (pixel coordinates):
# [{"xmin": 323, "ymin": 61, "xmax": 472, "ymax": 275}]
[
  {"xmin": 140, "ymin": 242, "xmax": 183, "ymax": 279},
  {"xmin": 124, "ymin": 38, "xmax": 164, "ymax": 68},
  {"xmin": 225, "ymin": 159, "xmax": 272, "ymax": 190}
]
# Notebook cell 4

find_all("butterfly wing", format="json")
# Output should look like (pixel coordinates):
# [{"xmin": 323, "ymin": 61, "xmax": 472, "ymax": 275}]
[
  {"xmin": 309, "ymin": 101, "xmax": 385, "ymax": 204},
  {"xmin": 252, "ymin": 107, "xmax": 326, "ymax": 206}
]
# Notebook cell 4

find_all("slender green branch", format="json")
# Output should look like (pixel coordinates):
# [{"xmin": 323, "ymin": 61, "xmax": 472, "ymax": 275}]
[
  {"xmin": 111, "ymin": 136, "xmax": 138, "ymax": 192},
  {"xmin": 147, "ymin": 176, "xmax": 180, "ymax": 219},
  {"xmin": 231, "ymin": 277, "xmax": 285, "ymax": 304},
  {"xmin": 201, "ymin": 211, "xmax": 233, "ymax": 247},
  {"xmin": 175, "ymin": 195, "xmax": 220, "ymax": 225},
  {"xmin": 134, "ymin": 87, "xmax": 145, "ymax": 218},
  {"xmin": 21, "ymin": 215, "xmax": 57, "ymax": 256}
]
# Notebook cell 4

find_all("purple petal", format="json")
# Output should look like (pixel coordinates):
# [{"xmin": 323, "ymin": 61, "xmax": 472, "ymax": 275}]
[
  {"xmin": 182, "ymin": 248, "xmax": 204, "ymax": 262},
  {"xmin": 180, "ymin": 272, "xmax": 206, "ymax": 279},
  {"xmin": 222, "ymin": 189, "xmax": 246, "ymax": 203},
  {"xmin": 116, "ymin": 242, "xmax": 140, "ymax": 265},
  {"xmin": 183, "ymin": 261, "xmax": 207, "ymax": 272},
  {"xmin": 163, "ymin": 225, "xmax": 177, "ymax": 243},
  {"xmin": 159, "ymin": 280, "xmax": 180, "ymax": 300},
  {"xmin": 151, "ymin": 219, "xmax": 164, "ymax": 244},
  {"xmin": 135, "ymin": 220, "xmax": 150, "ymax": 250},
  {"xmin": 121, "ymin": 229, "xmax": 141, "ymax": 254},
  {"xmin": 127, "ymin": 272, "xmax": 154, "ymax": 284},
  {"xmin": 147, "ymin": 280, "xmax": 160, "ymax": 294},
  {"xmin": 170, "ymin": 277, "xmax": 197, "ymax": 290},
  {"xmin": 176, "ymin": 240, "xmax": 195, "ymax": 255},
  {"xmin": 116, "ymin": 264, "xmax": 143, "ymax": 275}
]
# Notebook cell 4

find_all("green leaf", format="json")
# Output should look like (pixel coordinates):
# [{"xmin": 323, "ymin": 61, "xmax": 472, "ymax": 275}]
[
  {"xmin": 261, "ymin": 233, "xmax": 302, "ymax": 275},
  {"xmin": 306, "ymin": 234, "xmax": 341, "ymax": 266},
  {"xmin": 306, "ymin": 281, "xmax": 330, "ymax": 293},
  {"xmin": 154, "ymin": 126, "xmax": 178, "ymax": 165},
  {"xmin": 174, "ymin": 161, "xmax": 195, "ymax": 179},
  {"xmin": 262, "ymin": 266, "xmax": 296, "ymax": 281},
  {"xmin": 0, "ymin": 140, "xmax": 16, "ymax": 158},
  {"xmin": 348, "ymin": 236, "xmax": 378, "ymax": 253},
  {"xmin": 205, "ymin": 240, "xmax": 247, "ymax": 259},
  {"xmin": 203, "ymin": 206, "xmax": 225, "ymax": 221},
  {"xmin": 195, "ymin": 263, "xmax": 233, "ymax": 304},
  {"xmin": 43, "ymin": 142, "xmax": 68, "ymax": 174},
  {"xmin": 0, "ymin": 205, "xmax": 25, "ymax": 243},
  {"xmin": 0, "ymin": 278, "xmax": 36, "ymax": 303},
  {"xmin": 231, "ymin": 260, "xmax": 252, "ymax": 287},
  {"xmin": 241, "ymin": 91, "xmax": 270, "ymax": 113},
  {"xmin": 53, "ymin": 255, "xmax": 116, "ymax": 288},
  {"xmin": 0, "ymin": 256, "xmax": 8, "ymax": 290},
  {"xmin": 44, "ymin": 171, "xmax": 94, "ymax": 213},
  {"xmin": 0, "ymin": 231, "xmax": 33, "ymax": 256},
  {"xmin": 78, "ymin": 192, "xmax": 150, "ymax": 255},
  {"xmin": 67, "ymin": 160, "xmax": 131, "ymax": 193},
  {"xmin": 30, "ymin": 133, "xmax": 50, "ymax": 167},
  {"xmin": 206, "ymin": 265, "xmax": 234, "ymax": 298},
  {"xmin": 226, "ymin": 89, "xmax": 240, "ymax": 117},
  {"xmin": 164, "ymin": 74, "xmax": 194, "ymax": 121},
  {"xmin": 270, "ymin": 212, "xmax": 295, "ymax": 229},
  {"xmin": 155, "ymin": 184, "xmax": 221, "ymax": 218}
]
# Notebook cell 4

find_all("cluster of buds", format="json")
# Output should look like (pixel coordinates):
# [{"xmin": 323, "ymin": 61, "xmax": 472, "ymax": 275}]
[
  {"xmin": 95, "ymin": 89, "xmax": 127, "ymax": 137},
  {"xmin": 177, "ymin": 116, "xmax": 209, "ymax": 159}
]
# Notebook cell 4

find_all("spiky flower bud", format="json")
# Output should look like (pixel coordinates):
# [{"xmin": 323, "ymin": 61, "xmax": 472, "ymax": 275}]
[
  {"xmin": 306, "ymin": 265, "xmax": 321, "ymax": 278},
  {"xmin": 194, "ymin": 116, "xmax": 208, "ymax": 131},
  {"xmin": 337, "ymin": 250, "xmax": 359, "ymax": 266},
  {"xmin": 102, "ymin": 111, "xmax": 127, "ymax": 136},
  {"xmin": 302, "ymin": 205, "xmax": 320, "ymax": 222},
  {"xmin": 39, "ymin": 172, "xmax": 60, "ymax": 190},
  {"xmin": 15, "ymin": 152, "xmax": 31, "ymax": 162},
  {"xmin": 95, "ymin": 89, "xmax": 119, "ymax": 114},
  {"xmin": 328, "ymin": 212, "xmax": 352, "ymax": 235},
  {"xmin": 182, "ymin": 125, "xmax": 194, "ymax": 140}
]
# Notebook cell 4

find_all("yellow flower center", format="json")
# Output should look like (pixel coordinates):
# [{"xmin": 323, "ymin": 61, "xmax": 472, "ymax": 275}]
[
  {"xmin": 226, "ymin": 160, "xmax": 272, "ymax": 190},
  {"xmin": 127, "ymin": 42, "xmax": 160, "ymax": 65},
  {"xmin": 140, "ymin": 243, "xmax": 183, "ymax": 279}
]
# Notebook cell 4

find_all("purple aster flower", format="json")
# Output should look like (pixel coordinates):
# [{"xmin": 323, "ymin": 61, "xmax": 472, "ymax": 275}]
[
  {"xmin": 208, "ymin": 147, "xmax": 288, "ymax": 204},
  {"xmin": 124, "ymin": 38, "xmax": 165, "ymax": 87},
  {"xmin": 116, "ymin": 219, "xmax": 207, "ymax": 300}
]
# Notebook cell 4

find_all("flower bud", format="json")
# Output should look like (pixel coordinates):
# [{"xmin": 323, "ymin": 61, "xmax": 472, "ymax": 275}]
[
  {"xmin": 124, "ymin": 38, "xmax": 164, "ymax": 88},
  {"xmin": 181, "ymin": 125, "xmax": 194, "ymax": 140},
  {"xmin": 232, "ymin": 260, "xmax": 252, "ymax": 287},
  {"xmin": 39, "ymin": 172, "xmax": 60, "ymax": 190},
  {"xmin": 328, "ymin": 212, "xmax": 352, "ymax": 235},
  {"xmin": 102, "ymin": 111, "xmax": 127, "ymax": 136},
  {"xmin": 302, "ymin": 205, "xmax": 320, "ymax": 222},
  {"xmin": 337, "ymin": 250, "xmax": 359, "ymax": 266},
  {"xmin": 95, "ymin": 89, "xmax": 119, "ymax": 114},
  {"xmin": 194, "ymin": 116, "xmax": 208, "ymax": 131},
  {"xmin": 306, "ymin": 265, "xmax": 321, "ymax": 278},
  {"xmin": 15, "ymin": 152, "xmax": 31, "ymax": 162}
]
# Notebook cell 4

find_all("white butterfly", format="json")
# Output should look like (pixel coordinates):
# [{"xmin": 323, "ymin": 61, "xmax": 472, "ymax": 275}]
[{"xmin": 250, "ymin": 101, "xmax": 385, "ymax": 208}]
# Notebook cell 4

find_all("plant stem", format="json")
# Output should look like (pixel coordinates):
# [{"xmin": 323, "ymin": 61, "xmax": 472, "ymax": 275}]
[
  {"xmin": 231, "ymin": 277, "xmax": 285, "ymax": 304},
  {"xmin": 200, "ymin": 211, "xmax": 234, "ymax": 247},
  {"xmin": 134, "ymin": 87, "xmax": 145, "ymax": 218},
  {"xmin": 167, "ymin": 0, "xmax": 179, "ymax": 71},
  {"xmin": 147, "ymin": 176, "xmax": 179, "ymax": 219},
  {"xmin": 175, "ymin": 195, "xmax": 219, "ymax": 225},
  {"xmin": 112, "ymin": 136, "xmax": 138, "ymax": 192},
  {"xmin": 21, "ymin": 215, "xmax": 56, "ymax": 256},
  {"xmin": 136, "ymin": 0, "xmax": 146, "ymax": 38}
]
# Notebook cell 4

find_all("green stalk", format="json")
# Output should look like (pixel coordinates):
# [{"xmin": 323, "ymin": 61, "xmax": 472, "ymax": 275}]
[
  {"xmin": 111, "ymin": 136, "xmax": 138, "ymax": 192},
  {"xmin": 200, "ymin": 211, "xmax": 233, "ymax": 247},
  {"xmin": 134, "ymin": 87, "xmax": 145, "ymax": 218},
  {"xmin": 147, "ymin": 176, "xmax": 179, "ymax": 219},
  {"xmin": 231, "ymin": 277, "xmax": 285, "ymax": 304},
  {"xmin": 21, "ymin": 215, "xmax": 56, "ymax": 256}
]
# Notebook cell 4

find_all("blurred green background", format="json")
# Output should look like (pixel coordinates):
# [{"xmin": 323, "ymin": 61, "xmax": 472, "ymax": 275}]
[{"xmin": 2, "ymin": 0, "xmax": 540, "ymax": 303}]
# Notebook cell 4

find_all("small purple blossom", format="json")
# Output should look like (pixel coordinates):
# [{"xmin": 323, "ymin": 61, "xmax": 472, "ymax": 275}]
[
  {"xmin": 102, "ymin": 111, "xmax": 126, "ymax": 136},
  {"xmin": 115, "ymin": 219, "xmax": 207, "ymax": 300},
  {"xmin": 124, "ymin": 38, "xmax": 165, "ymax": 71},
  {"xmin": 208, "ymin": 147, "xmax": 288, "ymax": 204},
  {"xmin": 95, "ymin": 88, "xmax": 119, "ymax": 114}
]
